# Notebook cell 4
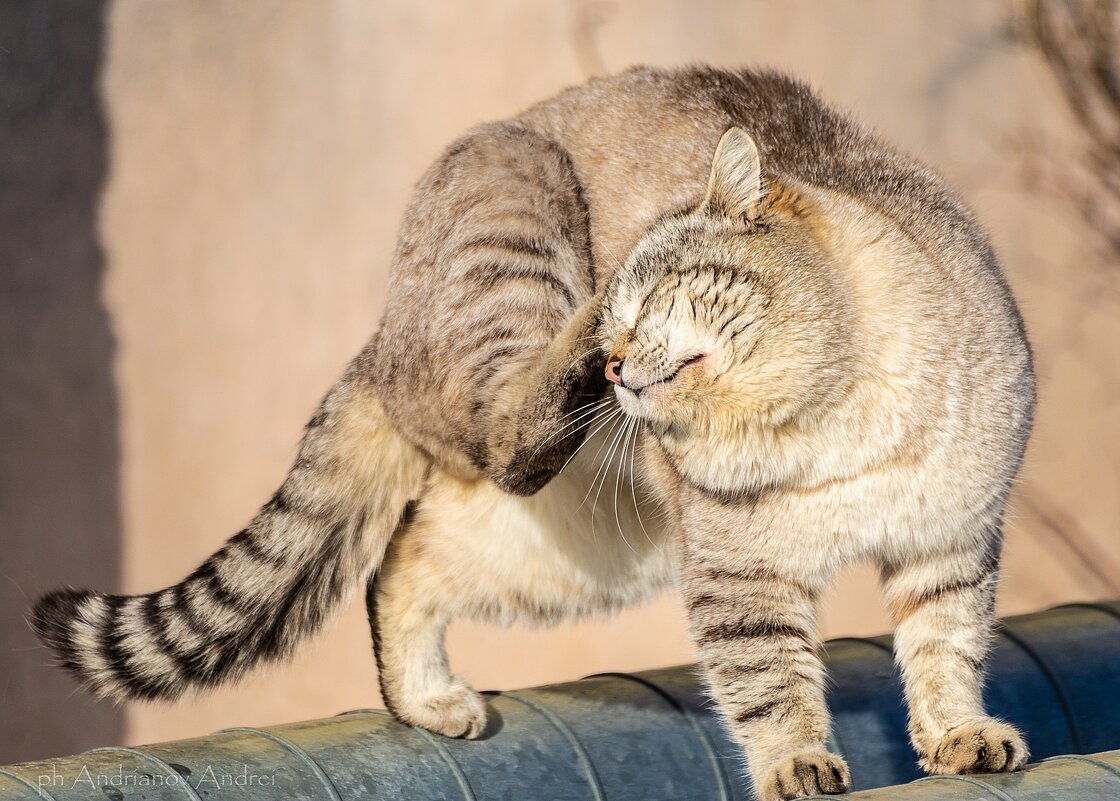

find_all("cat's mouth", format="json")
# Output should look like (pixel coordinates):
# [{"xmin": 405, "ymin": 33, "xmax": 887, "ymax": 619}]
[
  {"xmin": 655, "ymin": 353, "xmax": 708, "ymax": 387},
  {"xmin": 612, "ymin": 353, "xmax": 708, "ymax": 418}
]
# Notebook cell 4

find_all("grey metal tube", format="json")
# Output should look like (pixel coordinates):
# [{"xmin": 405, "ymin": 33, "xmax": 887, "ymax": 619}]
[
  {"xmin": 806, "ymin": 751, "xmax": 1120, "ymax": 800},
  {"xmin": 2, "ymin": 602, "xmax": 1118, "ymax": 800}
]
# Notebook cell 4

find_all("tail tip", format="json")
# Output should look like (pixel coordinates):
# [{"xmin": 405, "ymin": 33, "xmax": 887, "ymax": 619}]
[
  {"xmin": 31, "ymin": 588, "xmax": 94, "ymax": 649},
  {"xmin": 32, "ymin": 588, "xmax": 192, "ymax": 703}
]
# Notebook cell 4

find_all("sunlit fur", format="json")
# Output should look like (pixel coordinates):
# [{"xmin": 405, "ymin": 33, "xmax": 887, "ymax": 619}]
[
  {"xmin": 32, "ymin": 67, "xmax": 1033, "ymax": 801},
  {"xmin": 597, "ymin": 127, "xmax": 1034, "ymax": 796}
]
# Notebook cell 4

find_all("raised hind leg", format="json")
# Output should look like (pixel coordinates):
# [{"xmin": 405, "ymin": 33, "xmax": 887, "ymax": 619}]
[{"xmin": 374, "ymin": 122, "xmax": 609, "ymax": 499}]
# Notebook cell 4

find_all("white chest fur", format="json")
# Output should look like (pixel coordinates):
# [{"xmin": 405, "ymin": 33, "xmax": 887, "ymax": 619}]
[{"xmin": 411, "ymin": 417, "xmax": 677, "ymax": 621}]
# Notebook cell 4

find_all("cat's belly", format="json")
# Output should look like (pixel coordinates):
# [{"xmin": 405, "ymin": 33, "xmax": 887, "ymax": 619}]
[{"xmin": 409, "ymin": 423, "xmax": 676, "ymax": 623}]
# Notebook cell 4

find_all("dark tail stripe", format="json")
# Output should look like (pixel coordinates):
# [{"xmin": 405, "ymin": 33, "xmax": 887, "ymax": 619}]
[
  {"xmin": 142, "ymin": 593, "xmax": 196, "ymax": 685},
  {"xmin": 100, "ymin": 595, "xmax": 172, "ymax": 700},
  {"xmin": 254, "ymin": 520, "xmax": 350, "ymax": 661},
  {"xmin": 172, "ymin": 581, "xmax": 214, "ymax": 640},
  {"xmin": 228, "ymin": 528, "xmax": 286, "ymax": 567},
  {"xmin": 33, "ymin": 590, "xmax": 90, "ymax": 673},
  {"xmin": 190, "ymin": 558, "xmax": 251, "ymax": 612}
]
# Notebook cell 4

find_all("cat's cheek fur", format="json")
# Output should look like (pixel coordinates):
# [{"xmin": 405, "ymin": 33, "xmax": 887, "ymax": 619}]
[{"xmin": 612, "ymin": 384, "xmax": 646, "ymax": 418}]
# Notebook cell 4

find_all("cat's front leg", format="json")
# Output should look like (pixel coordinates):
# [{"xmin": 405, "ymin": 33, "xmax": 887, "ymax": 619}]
[
  {"xmin": 681, "ymin": 546, "xmax": 849, "ymax": 800},
  {"xmin": 879, "ymin": 537, "xmax": 1028, "ymax": 775}
]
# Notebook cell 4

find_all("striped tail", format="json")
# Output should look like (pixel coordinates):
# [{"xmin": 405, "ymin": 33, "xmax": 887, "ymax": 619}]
[{"xmin": 31, "ymin": 351, "xmax": 428, "ymax": 701}]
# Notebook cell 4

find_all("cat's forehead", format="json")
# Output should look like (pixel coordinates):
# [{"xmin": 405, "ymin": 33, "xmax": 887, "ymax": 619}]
[
  {"xmin": 629, "ymin": 211, "xmax": 760, "ymax": 274},
  {"xmin": 608, "ymin": 212, "xmax": 769, "ymax": 326},
  {"xmin": 612, "ymin": 263, "xmax": 745, "ymax": 331},
  {"xmin": 640, "ymin": 212, "xmax": 721, "ymax": 255}
]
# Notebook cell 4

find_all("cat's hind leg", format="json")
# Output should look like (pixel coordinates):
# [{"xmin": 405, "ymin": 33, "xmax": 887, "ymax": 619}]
[
  {"xmin": 366, "ymin": 520, "xmax": 489, "ymax": 739},
  {"xmin": 375, "ymin": 122, "xmax": 609, "ymax": 499}
]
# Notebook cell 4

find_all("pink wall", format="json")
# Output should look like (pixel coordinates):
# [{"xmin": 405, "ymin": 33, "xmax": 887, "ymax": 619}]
[{"xmin": 3, "ymin": 0, "xmax": 1117, "ymax": 762}]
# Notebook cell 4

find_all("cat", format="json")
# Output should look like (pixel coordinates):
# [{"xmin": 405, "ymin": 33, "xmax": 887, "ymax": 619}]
[{"xmin": 33, "ymin": 66, "xmax": 1034, "ymax": 800}]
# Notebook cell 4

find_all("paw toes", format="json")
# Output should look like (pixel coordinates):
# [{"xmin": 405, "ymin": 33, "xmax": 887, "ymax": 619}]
[
  {"xmin": 762, "ymin": 751, "xmax": 850, "ymax": 800},
  {"xmin": 925, "ymin": 719, "xmax": 1028, "ymax": 775},
  {"xmin": 394, "ymin": 678, "xmax": 489, "ymax": 739}
]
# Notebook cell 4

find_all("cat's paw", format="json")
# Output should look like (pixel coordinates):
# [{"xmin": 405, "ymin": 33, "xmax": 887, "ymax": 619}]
[
  {"xmin": 922, "ymin": 718, "xmax": 1028, "ymax": 775},
  {"xmin": 395, "ymin": 676, "xmax": 488, "ymax": 739},
  {"xmin": 758, "ymin": 750, "xmax": 851, "ymax": 800}
]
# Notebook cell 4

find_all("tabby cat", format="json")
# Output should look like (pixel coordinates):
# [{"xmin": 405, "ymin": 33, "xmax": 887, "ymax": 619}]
[{"xmin": 34, "ymin": 66, "xmax": 1034, "ymax": 800}]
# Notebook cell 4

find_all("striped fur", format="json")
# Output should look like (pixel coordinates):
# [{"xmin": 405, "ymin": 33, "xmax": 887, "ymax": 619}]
[
  {"xmin": 375, "ymin": 123, "xmax": 601, "ymax": 494},
  {"xmin": 32, "ymin": 347, "xmax": 428, "ymax": 700},
  {"xmin": 596, "ymin": 122, "xmax": 1033, "ymax": 798},
  {"xmin": 34, "ymin": 68, "xmax": 1034, "ymax": 800}
]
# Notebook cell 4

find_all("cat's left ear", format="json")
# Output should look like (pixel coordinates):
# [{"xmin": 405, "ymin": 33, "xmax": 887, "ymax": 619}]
[{"xmin": 702, "ymin": 127, "xmax": 767, "ymax": 223}]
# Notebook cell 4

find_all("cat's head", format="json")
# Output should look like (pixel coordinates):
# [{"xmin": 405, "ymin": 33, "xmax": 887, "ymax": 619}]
[{"xmin": 598, "ymin": 128, "xmax": 854, "ymax": 438}]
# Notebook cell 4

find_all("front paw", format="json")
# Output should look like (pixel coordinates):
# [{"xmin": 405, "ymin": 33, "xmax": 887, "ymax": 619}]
[
  {"xmin": 758, "ymin": 750, "xmax": 851, "ymax": 800},
  {"xmin": 393, "ymin": 676, "xmax": 489, "ymax": 739},
  {"xmin": 922, "ymin": 718, "xmax": 1028, "ymax": 774}
]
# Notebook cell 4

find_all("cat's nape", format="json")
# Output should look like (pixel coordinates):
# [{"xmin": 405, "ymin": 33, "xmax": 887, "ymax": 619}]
[{"xmin": 32, "ymin": 67, "xmax": 1034, "ymax": 801}]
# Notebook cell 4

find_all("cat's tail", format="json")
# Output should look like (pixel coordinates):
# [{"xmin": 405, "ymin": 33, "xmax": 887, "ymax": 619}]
[{"xmin": 31, "ymin": 345, "xmax": 428, "ymax": 701}]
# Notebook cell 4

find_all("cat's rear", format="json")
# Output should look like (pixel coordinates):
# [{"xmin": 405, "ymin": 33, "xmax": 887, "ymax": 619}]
[{"xmin": 32, "ymin": 352, "xmax": 428, "ymax": 700}]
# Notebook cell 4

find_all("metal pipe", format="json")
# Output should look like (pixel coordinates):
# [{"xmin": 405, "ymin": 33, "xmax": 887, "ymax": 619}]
[
  {"xmin": 807, "ymin": 751, "xmax": 1120, "ymax": 800},
  {"xmin": 2, "ymin": 601, "xmax": 1118, "ymax": 800}
]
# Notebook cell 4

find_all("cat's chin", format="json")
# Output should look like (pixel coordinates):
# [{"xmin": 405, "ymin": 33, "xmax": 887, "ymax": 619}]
[
  {"xmin": 615, "ymin": 383, "xmax": 690, "ymax": 433},
  {"xmin": 613, "ymin": 384, "xmax": 657, "ymax": 421}
]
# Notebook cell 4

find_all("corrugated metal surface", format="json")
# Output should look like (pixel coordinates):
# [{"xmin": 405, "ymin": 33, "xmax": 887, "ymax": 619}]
[
  {"xmin": 808, "ymin": 751, "xmax": 1120, "ymax": 800},
  {"xmin": 2, "ymin": 601, "xmax": 1118, "ymax": 800}
]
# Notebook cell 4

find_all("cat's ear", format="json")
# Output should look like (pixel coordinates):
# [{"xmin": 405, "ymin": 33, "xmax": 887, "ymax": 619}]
[{"xmin": 702, "ymin": 127, "xmax": 766, "ymax": 223}]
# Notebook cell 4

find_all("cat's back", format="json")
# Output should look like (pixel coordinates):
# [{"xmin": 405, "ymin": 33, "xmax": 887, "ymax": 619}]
[
  {"xmin": 518, "ymin": 65, "xmax": 859, "ymax": 188},
  {"xmin": 518, "ymin": 66, "xmax": 1001, "ymax": 294},
  {"xmin": 522, "ymin": 66, "xmax": 1033, "ymax": 436}
]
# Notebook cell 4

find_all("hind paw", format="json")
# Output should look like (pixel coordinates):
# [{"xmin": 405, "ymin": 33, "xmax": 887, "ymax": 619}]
[{"xmin": 394, "ymin": 676, "xmax": 488, "ymax": 739}]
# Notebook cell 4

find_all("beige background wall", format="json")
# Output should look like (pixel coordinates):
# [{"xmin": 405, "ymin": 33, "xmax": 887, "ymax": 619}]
[{"xmin": 3, "ymin": 0, "xmax": 1117, "ymax": 763}]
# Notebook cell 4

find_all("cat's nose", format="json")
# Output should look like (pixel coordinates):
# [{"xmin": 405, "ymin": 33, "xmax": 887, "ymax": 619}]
[{"xmin": 605, "ymin": 357, "xmax": 624, "ymax": 386}]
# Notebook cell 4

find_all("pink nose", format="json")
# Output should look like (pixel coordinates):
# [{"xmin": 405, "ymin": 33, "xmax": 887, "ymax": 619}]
[{"xmin": 605, "ymin": 357, "xmax": 624, "ymax": 385}]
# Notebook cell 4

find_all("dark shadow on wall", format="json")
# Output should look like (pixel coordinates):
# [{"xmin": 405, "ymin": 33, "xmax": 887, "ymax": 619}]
[{"xmin": 0, "ymin": 2, "xmax": 123, "ymax": 762}]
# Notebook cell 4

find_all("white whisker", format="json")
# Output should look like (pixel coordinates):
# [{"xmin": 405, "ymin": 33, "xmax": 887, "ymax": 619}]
[
  {"xmin": 612, "ymin": 416, "xmax": 636, "ymax": 548},
  {"xmin": 531, "ymin": 397, "xmax": 613, "ymax": 457},
  {"xmin": 581, "ymin": 412, "xmax": 625, "ymax": 510},
  {"xmin": 627, "ymin": 418, "xmax": 656, "ymax": 549},
  {"xmin": 586, "ymin": 415, "xmax": 633, "ymax": 551},
  {"xmin": 556, "ymin": 406, "xmax": 623, "ymax": 477}
]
